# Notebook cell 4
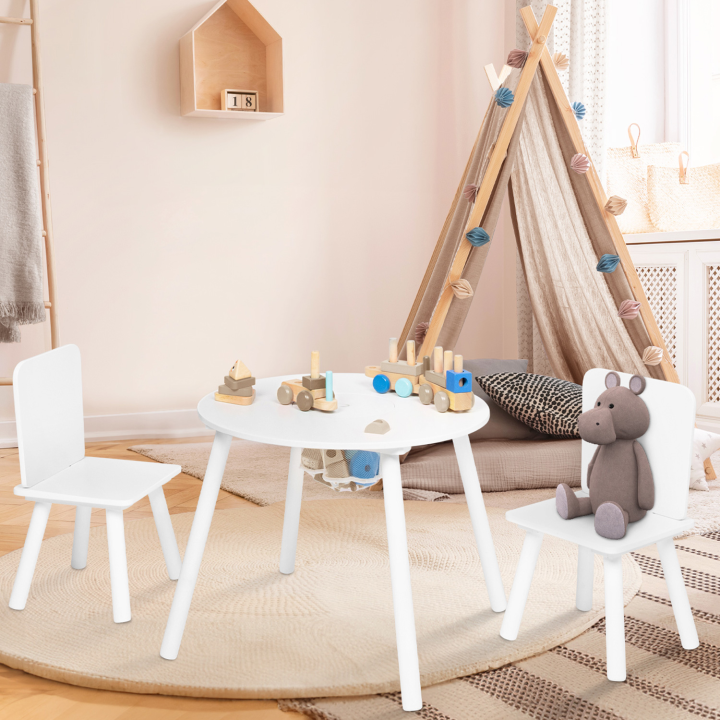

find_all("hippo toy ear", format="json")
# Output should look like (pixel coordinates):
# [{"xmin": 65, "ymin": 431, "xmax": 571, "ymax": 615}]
[
  {"xmin": 629, "ymin": 375, "xmax": 646, "ymax": 395},
  {"xmin": 605, "ymin": 371, "xmax": 621, "ymax": 389}
]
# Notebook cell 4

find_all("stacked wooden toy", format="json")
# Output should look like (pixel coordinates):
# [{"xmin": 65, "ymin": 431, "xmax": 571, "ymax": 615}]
[
  {"xmin": 215, "ymin": 360, "xmax": 256, "ymax": 405},
  {"xmin": 365, "ymin": 339, "xmax": 474, "ymax": 412},
  {"xmin": 277, "ymin": 351, "xmax": 338, "ymax": 412}
]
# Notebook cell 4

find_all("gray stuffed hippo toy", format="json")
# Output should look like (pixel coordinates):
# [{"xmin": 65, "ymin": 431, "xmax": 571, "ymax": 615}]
[{"xmin": 556, "ymin": 371, "xmax": 654, "ymax": 539}]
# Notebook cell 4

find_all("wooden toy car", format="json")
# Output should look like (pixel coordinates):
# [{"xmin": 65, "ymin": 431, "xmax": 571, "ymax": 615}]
[
  {"xmin": 277, "ymin": 351, "xmax": 338, "ymax": 412},
  {"xmin": 365, "ymin": 339, "xmax": 474, "ymax": 413}
]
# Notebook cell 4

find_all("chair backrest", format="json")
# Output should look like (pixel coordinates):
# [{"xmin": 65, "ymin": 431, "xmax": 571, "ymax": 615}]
[
  {"xmin": 13, "ymin": 345, "xmax": 85, "ymax": 487},
  {"xmin": 580, "ymin": 368, "xmax": 696, "ymax": 521}
]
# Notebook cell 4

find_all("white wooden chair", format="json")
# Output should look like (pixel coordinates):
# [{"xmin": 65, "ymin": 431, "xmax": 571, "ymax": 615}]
[
  {"xmin": 499, "ymin": 368, "xmax": 699, "ymax": 681},
  {"xmin": 10, "ymin": 345, "xmax": 182, "ymax": 623}
]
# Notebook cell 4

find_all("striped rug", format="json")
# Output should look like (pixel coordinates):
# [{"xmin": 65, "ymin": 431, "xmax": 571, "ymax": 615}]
[{"xmin": 280, "ymin": 532, "xmax": 720, "ymax": 719}]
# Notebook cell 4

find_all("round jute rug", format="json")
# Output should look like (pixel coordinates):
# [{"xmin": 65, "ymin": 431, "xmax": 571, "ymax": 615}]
[{"xmin": 0, "ymin": 500, "xmax": 640, "ymax": 699}]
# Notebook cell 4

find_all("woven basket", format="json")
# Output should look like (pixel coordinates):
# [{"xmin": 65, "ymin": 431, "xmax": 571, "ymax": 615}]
[
  {"xmin": 648, "ymin": 152, "xmax": 720, "ymax": 232},
  {"xmin": 606, "ymin": 124, "xmax": 680, "ymax": 234}
]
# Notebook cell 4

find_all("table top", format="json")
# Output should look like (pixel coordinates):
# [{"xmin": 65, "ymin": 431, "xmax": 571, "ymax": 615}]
[{"xmin": 198, "ymin": 373, "xmax": 489, "ymax": 451}]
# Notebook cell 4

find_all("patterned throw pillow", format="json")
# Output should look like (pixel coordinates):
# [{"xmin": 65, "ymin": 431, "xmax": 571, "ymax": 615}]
[{"xmin": 475, "ymin": 373, "xmax": 582, "ymax": 438}]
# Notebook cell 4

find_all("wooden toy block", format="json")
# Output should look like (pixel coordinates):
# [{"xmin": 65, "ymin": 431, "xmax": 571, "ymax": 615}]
[
  {"xmin": 389, "ymin": 338, "xmax": 398, "ymax": 363},
  {"xmin": 445, "ymin": 369, "xmax": 472, "ymax": 393},
  {"xmin": 449, "ymin": 389, "xmax": 474, "ymax": 412},
  {"xmin": 323, "ymin": 449, "xmax": 344, "ymax": 467},
  {"xmin": 313, "ymin": 396, "xmax": 338, "ymax": 412},
  {"xmin": 423, "ymin": 356, "xmax": 431, "ymax": 373},
  {"xmin": 284, "ymin": 379, "xmax": 325, "ymax": 400},
  {"xmin": 222, "ymin": 88, "xmax": 258, "ymax": 112},
  {"xmin": 433, "ymin": 347, "xmax": 443, "ymax": 373},
  {"xmin": 229, "ymin": 360, "xmax": 251, "ymax": 381},
  {"xmin": 380, "ymin": 360, "xmax": 424, "ymax": 377},
  {"xmin": 224, "ymin": 375, "xmax": 255, "ymax": 390},
  {"xmin": 215, "ymin": 389, "xmax": 255, "ymax": 405},
  {"xmin": 443, "ymin": 350, "xmax": 453, "ymax": 372},
  {"xmin": 218, "ymin": 384, "xmax": 254, "ymax": 397},
  {"xmin": 301, "ymin": 448, "xmax": 324, "ymax": 470},
  {"xmin": 349, "ymin": 451, "xmax": 380, "ymax": 479},
  {"xmin": 310, "ymin": 351, "xmax": 320, "ymax": 379},
  {"xmin": 302, "ymin": 375, "xmax": 326, "ymax": 390},
  {"xmin": 365, "ymin": 365, "xmax": 381, "ymax": 378},
  {"xmin": 406, "ymin": 340, "xmax": 416, "ymax": 366},
  {"xmin": 424, "ymin": 369, "xmax": 446, "ymax": 387},
  {"xmin": 240, "ymin": 93, "xmax": 257, "ymax": 111},
  {"xmin": 454, "ymin": 354, "xmax": 463, "ymax": 372},
  {"xmin": 420, "ymin": 376, "xmax": 444, "ymax": 394},
  {"xmin": 325, "ymin": 459, "xmax": 350, "ymax": 479},
  {"xmin": 365, "ymin": 419, "xmax": 391, "ymax": 435}
]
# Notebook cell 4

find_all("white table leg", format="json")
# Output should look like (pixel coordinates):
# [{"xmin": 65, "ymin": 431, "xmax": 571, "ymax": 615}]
[
  {"xmin": 576, "ymin": 545, "xmax": 594, "ymax": 611},
  {"xmin": 380, "ymin": 453, "xmax": 422, "ymax": 712},
  {"xmin": 603, "ymin": 554, "xmax": 626, "ymax": 681},
  {"xmin": 452, "ymin": 434, "xmax": 507, "ymax": 612},
  {"xmin": 106, "ymin": 508, "xmax": 131, "ymax": 623},
  {"xmin": 657, "ymin": 537, "xmax": 699, "ymax": 650},
  {"xmin": 500, "ymin": 530, "xmax": 543, "ymax": 641},
  {"xmin": 9, "ymin": 501, "xmax": 51, "ymax": 610},
  {"xmin": 71, "ymin": 505, "xmax": 92, "ymax": 570},
  {"xmin": 149, "ymin": 487, "xmax": 182, "ymax": 581},
  {"xmin": 279, "ymin": 446, "xmax": 304, "ymax": 575},
  {"xmin": 161, "ymin": 431, "xmax": 232, "ymax": 660}
]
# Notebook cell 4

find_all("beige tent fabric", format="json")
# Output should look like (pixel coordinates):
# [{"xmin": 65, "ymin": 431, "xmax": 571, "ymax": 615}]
[{"xmin": 508, "ymin": 70, "xmax": 650, "ymax": 384}]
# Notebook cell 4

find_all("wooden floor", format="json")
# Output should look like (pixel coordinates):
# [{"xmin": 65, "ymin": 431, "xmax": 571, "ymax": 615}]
[{"xmin": 0, "ymin": 439, "xmax": 303, "ymax": 720}]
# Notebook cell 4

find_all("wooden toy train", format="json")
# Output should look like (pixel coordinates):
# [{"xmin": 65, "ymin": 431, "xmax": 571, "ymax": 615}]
[
  {"xmin": 365, "ymin": 338, "xmax": 474, "ymax": 412},
  {"xmin": 277, "ymin": 351, "xmax": 338, "ymax": 412}
]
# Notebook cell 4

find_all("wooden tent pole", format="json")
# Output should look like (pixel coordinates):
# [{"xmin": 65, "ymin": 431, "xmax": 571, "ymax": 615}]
[
  {"xmin": 520, "ymin": 7, "xmax": 675, "ymax": 384},
  {"xmin": 417, "ymin": 5, "xmax": 557, "ymax": 361},
  {"xmin": 521, "ymin": 8, "xmax": 715, "ymax": 480}
]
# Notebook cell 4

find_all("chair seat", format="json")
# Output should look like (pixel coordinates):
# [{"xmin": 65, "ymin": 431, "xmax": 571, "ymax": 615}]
[
  {"xmin": 506, "ymin": 497, "xmax": 694, "ymax": 556},
  {"xmin": 14, "ymin": 457, "xmax": 182, "ymax": 509}
]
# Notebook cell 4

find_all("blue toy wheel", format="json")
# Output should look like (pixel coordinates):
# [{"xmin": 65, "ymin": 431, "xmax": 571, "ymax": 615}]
[
  {"xmin": 373, "ymin": 373, "xmax": 391, "ymax": 394},
  {"xmin": 395, "ymin": 377, "xmax": 413, "ymax": 398}
]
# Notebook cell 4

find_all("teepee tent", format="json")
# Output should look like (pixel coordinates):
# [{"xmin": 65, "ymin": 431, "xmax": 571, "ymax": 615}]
[{"xmin": 398, "ymin": 6, "xmax": 675, "ymax": 389}]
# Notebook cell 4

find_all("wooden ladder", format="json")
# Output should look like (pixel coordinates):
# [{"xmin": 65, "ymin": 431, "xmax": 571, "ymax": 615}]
[{"xmin": 0, "ymin": 0, "xmax": 59, "ymax": 386}]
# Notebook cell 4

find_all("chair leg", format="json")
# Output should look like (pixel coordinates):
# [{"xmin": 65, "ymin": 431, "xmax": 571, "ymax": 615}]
[
  {"xmin": 576, "ymin": 545, "xmax": 594, "ymax": 611},
  {"xmin": 279, "ymin": 446, "xmax": 305, "ymax": 575},
  {"xmin": 603, "ymin": 554, "xmax": 626, "ymax": 681},
  {"xmin": 9, "ymin": 502, "xmax": 52, "ymax": 610},
  {"xmin": 71, "ymin": 505, "xmax": 92, "ymax": 570},
  {"xmin": 500, "ymin": 530, "xmax": 543, "ymax": 641},
  {"xmin": 452, "ymin": 434, "xmax": 507, "ymax": 612},
  {"xmin": 381, "ymin": 453, "xmax": 422, "ymax": 712},
  {"xmin": 149, "ymin": 488, "xmax": 182, "ymax": 581},
  {"xmin": 106, "ymin": 508, "xmax": 131, "ymax": 623},
  {"xmin": 657, "ymin": 537, "xmax": 699, "ymax": 650}
]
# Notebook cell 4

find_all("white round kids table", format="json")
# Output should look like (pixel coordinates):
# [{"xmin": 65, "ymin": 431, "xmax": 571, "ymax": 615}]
[{"xmin": 160, "ymin": 373, "xmax": 507, "ymax": 712}]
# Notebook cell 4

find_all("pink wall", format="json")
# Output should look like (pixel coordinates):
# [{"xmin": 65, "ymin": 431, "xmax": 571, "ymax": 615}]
[{"xmin": 0, "ymin": 0, "xmax": 514, "ymax": 440}]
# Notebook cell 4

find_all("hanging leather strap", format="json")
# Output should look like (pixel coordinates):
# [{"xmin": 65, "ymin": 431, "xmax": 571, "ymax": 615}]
[
  {"xmin": 628, "ymin": 123, "xmax": 641, "ymax": 158},
  {"xmin": 678, "ymin": 151, "xmax": 690, "ymax": 184}
]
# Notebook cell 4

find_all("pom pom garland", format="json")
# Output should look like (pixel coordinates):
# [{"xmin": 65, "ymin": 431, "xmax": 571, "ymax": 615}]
[
  {"xmin": 450, "ymin": 279, "xmax": 474, "ymax": 299},
  {"xmin": 604, "ymin": 195, "xmax": 627, "ymax": 216},
  {"xmin": 466, "ymin": 227, "xmax": 491, "ymax": 247},
  {"xmin": 553, "ymin": 52, "xmax": 569, "ymax": 71},
  {"xmin": 507, "ymin": 49, "xmax": 528, "ymax": 68},
  {"xmin": 415, "ymin": 322, "xmax": 429, "ymax": 345},
  {"xmin": 571, "ymin": 101, "xmax": 586, "ymax": 120},
  {"xmin": 596, "ymin": 254, "xmax": 621, "ymax": 273},
  {"xmin": 570, "ymin": 153, "xmax": 591, "ymax": 174},
  {"xmin": 618, "ymin": 300, "xmax": 641, "ymax": 319},
  {"xmin": 463, "ymin": 184, "xmax": 478, "ymax": 202},
  {"xmin": 642, "ymin": 346, "xmax": 664, "ymax": 366},
  {"xmin": 494, "ymin": 87, "xmax": 514, "ymax": 108}
]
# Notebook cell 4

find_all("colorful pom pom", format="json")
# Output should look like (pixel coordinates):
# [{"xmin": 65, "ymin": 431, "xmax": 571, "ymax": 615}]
[
  {"xmin": 571, "ymin": 101, "xmax": 586, "ymax": 120},
  {"xmin": 570, "ymin": 153, "xmax": 591, "ymax": 174},
  {"xmin": 642, "ymin": 346, "xmax": 663, "ymax": 366},
  {"xmin": 450, "ymin": 279, "xmax": 474, "ymax": 299},
  {"xmin": 596, "ymin": 254, "xmax": 621, "ymax": 273},
  {"xmin": 553, "ymin": 52, "xmax": 569, "ymax": 71},
  {"xmin": 618, "ymin": 299, "xmax": 641, "ymax": 319},
  {"xmin": 415, "ymin": 322, "xmax": 429, "ymax": 345},
  {"xmin": 494, "ymin": 87, "xmax": 514, "ymax": 108},
  {"xmin": 507, "ymin": 49, "xmax": 528, "ymax": 69},
  {"xmin": 466, "ymin": 227, "xmax": 491, "ymax": 247},
  {"xmin": 604, "ymin": 195, "xmax": 627, "ymax": 216},
  {"xmin": 463, "ymin": 184, "xmax": 478, "ymax": 202}
]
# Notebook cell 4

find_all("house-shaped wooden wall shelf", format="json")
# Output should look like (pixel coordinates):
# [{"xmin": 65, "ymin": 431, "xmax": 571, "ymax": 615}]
[{"xmin": 180, "ymin": 0, "xmax": 283, "ymax": 119}]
